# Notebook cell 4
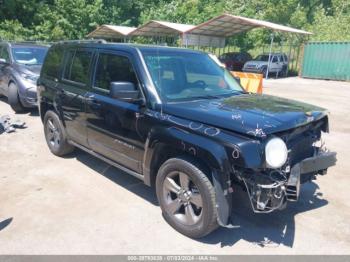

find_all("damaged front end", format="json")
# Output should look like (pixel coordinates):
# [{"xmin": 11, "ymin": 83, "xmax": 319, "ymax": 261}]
[
  {"xmin": 234, "ymin": 117, "xmax": 337, "ymax": 213},
  {"xmin": 236, "ymin": 148, "xmax": 336, "ymax": 213}
]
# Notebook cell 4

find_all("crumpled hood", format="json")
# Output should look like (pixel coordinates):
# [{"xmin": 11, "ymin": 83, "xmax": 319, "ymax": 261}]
[{"xmin": 162, "ymin": 94, "xmax": 328, "ymax": 138}]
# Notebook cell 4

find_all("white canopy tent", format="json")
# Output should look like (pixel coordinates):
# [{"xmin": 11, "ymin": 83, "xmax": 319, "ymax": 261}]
[
  {"xmin": 183, "ymin": 14, "xmax": 312, "ymax": 78},
  {"xmin": 186, "ymin": 13, "xmax": 311, "ymax": 37},
  {"xmin": 86, "ymin": 14, "xmax": 311, "ymax": 77},
  {"xmin": 183, "ymin": 13, "xmax": 311, "ymax": 47},
  {"xmin": 129, "ymin": 20, "xmax": 195, "ymax": 37},
  {"xmin": 87, "ymin": 14, "xmax": 311, "ymax": 43},
  {"xmin": 87, "ymin": 25, "xmax": 136, "ymax": 40}
]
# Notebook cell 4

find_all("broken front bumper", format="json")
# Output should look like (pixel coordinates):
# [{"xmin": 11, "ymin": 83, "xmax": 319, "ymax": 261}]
[{"xmin": 241, "ymin": 150, "xmax": 337, "ymax": 213}]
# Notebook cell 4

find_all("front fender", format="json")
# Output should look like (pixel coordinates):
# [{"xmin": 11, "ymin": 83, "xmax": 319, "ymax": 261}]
[
  {"xmin": 143, "ymin": 125, "xmax": 235, "ymax": 226},
  {"xmin": 143, "ymin": 126, "xmax": 231, "ymax": 180}
]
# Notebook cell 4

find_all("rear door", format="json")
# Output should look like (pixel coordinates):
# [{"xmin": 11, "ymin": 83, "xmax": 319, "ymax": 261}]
[
  {"xmin": 57, "ymin": 48, "xmax": 93, "ymax": 147},
  {"xmin": 85, "ymin": 50, "xmax": 146, "ymax": 173}
]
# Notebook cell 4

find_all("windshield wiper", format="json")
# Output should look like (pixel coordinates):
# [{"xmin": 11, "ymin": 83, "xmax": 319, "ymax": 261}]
[{"xmin": 188, "ymin": 95, "xmax": 223, "ymax": 100}]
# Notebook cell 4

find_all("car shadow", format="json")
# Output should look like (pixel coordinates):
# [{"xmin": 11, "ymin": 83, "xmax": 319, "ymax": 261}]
[
  {"xmin": 200, "ymin": 182, "xmax": 327, "ymax": 248},
  {"xmin": 0, "ymin": 217, "xmax": 13, "ymax": 231},
  {"xmin": 69, "ymin": 149, "xmax": 328, "ymax": 248},
  {"xmin": 0, "ymin": 96, "xmax": 39, "ymax": 116},
  {"xmin": 72, "ymin": 149, "xmax": 158, "ymax": 205}
]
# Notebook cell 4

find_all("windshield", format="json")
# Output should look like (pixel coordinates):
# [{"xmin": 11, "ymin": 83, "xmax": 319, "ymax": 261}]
[
  {"xmin": 142, "ymin": 50, "xmax": 244, "ymax": 102},
  {"xmin": 254, "ymin": 55, "xmax": 271, "ymax": 62},
  {"xmin": 12, "ymin": 46, "xmax": 48, "ymax": 65},
  {"xmin": 219, "ymin": 53, "xmax": 238, "ymax": 61}
]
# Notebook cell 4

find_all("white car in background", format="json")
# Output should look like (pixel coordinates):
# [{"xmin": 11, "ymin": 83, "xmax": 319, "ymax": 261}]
[{"xmin": 243, "ymin": 53, "xmax": 289, "ymax": 77}]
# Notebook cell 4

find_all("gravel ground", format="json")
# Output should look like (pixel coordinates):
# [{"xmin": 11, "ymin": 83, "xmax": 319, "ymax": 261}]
[{"xmin": 0, "ymin": 77, "xmax": 349, "ymax": 254}]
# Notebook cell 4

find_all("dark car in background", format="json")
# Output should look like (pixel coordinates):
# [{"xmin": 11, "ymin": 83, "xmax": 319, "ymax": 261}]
[
  {"xmin": 219, "ymin": 52, "xmax": 252, "ymax": 71},
  {"xmin": 0, "ymin": 42, "xmax": 49, "ymax": 112},
  {"xmin": 38, "ymin": 41, "xmax": 336, "ymax": 238}
]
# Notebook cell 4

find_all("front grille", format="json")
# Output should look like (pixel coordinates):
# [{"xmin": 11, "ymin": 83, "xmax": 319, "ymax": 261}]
[
  {"xmin": 245, "ymin": 64, "xmax": 257, "ymax": 69},
  {"xmin": 288, "ymin": 134, "xmax": 315, "ymax": 166},
  {"xmin": 279, "ymin": 118, "xmax": 327, "ymax": 167}
]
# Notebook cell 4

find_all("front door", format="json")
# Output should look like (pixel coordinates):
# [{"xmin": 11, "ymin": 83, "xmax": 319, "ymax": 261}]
[
  {"xmin": 85, "ymin": 51, "xmax": 145, "ymax": 173},
  {"xmin": 0, "ymin": 46, "xmax": 11, "ymax": 95},
  {"xmin": 57, "ymin": 48, "xmax": 93, "ymax": 147}
]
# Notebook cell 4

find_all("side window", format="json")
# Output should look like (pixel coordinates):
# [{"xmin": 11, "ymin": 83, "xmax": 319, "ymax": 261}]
[
  {"xmin": 64, "ymin": 50, "xmax": 92, "ymax": 84},
  {"xmin": 272, "ymin": 56, "xmax": 278, "ymax": 63},
  {"xmin": 0, "ymin": 46, "xmax": 10, "ymax": 62},
  {"xmin": 42, "ymin": 46, "xmax": 64, "ymax": 79},
  {"xmin": 94, "ymin": 53, "xmax": 138, "ymax": 91}
]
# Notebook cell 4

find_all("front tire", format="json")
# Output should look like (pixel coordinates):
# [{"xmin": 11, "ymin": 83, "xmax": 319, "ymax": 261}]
[
  {"xmin": 8, "ymin": 82, "xmax": 25, "ymax": 113},
  {"xmin": 44, "ymin": 110, "xmax": 74, "ymax": 156},
  {"xmin": 156, "ymin": 157, "xmax": 218, "ymax": 238}
]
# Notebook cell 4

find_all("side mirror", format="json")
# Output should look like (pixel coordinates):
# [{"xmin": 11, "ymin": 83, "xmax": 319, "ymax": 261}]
[
  {"xmin": 0, "ymin": 58, "xmax": 7, "ymax": 64},
  {"xmin": 110, "ymin": 81, "xmax": 140, "ymax": 102}
]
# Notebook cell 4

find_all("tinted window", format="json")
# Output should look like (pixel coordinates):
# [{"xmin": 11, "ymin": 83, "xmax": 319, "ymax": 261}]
[
  {"xmin": 244, "ymin": 53, "xmax": 252, "ymax": 60},
  {"xmin": 42, "ymin": 46, "xmax": 64, "ymax": 79},
  {"xmin": 94, "ymin": 53, "xmax": 138, "ymax": 91},
  {"xmin": 272, "ymin": 56, "xmax": 278, "ymax": 63},
  {"xmin": 64, "ymin": 50, "xmax": 92, "ymax": 84}
]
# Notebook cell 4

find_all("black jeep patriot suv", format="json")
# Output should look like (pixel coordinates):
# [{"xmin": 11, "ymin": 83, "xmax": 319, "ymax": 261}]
[{"xmin": 38, "ymin": 40, "xmax": 336, "ymax": 238}]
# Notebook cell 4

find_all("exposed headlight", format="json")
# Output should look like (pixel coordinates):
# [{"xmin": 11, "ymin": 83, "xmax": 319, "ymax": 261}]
[
  {"xmin": 21, "ymin": 73, "xmax": 39, "ymax": 83},
  {"xmin": 265, "ymin": 137, "xmax": 288, "ymax": 169}
]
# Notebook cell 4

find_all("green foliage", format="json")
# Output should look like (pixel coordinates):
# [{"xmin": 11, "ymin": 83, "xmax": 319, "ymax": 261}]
[
  {"xmin": 308, "ymin": 4, "xmax": 350, "ymax": 41},
  {"xmin": 0, "ymin": 20, "xmax": 32, "ymax": 41},
  {"xmin": 0, "ymin": 0, "xmax": 349, "ymax": 44}
]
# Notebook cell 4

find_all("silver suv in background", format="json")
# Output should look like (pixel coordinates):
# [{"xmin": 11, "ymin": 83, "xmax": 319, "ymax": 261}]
[
  {"xmin": 0, "ymin": 42, "xmax": 49, "ymax": 112},
  {"xmin": 243, "ymin": 53, "xmax": 289, "ymax": 77}
]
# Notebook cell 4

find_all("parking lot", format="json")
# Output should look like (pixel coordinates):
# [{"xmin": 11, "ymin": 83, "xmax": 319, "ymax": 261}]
[{"xmin": 0, "ymin": 77, "xmax": 349, "ymax": 254}]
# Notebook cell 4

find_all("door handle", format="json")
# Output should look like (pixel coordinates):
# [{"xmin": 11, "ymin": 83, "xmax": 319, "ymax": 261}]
[
  {"xmin": 86, "ymin": 94, "xmax": 101, "ymax": 108},
  {"xmin": 86, "ymin": 94, "xmax": 99, "ymax": 103}
]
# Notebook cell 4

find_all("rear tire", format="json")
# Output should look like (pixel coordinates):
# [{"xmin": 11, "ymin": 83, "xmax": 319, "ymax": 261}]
[
  {"xmin": 44, "ymin": 110, "xmax": 74, "ymax": 156},
  {"xmin": 156, "ymin": 157, "xmax": 218, "ymax": 238},
  {"xmin": 8, "ymin": 82, "xmax": 25, "ymax": 113}
]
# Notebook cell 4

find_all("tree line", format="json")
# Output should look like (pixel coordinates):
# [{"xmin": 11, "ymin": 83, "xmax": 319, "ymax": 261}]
[{"xmin": 0, "ymin": 0, "xmax": 349, "ymax": 49}]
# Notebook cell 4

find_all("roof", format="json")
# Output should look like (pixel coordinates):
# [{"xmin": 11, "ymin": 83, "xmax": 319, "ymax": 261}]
[
  {"xmin": 87, "ymin": 25, "xmax": 137, "ymax": 39},
  {"xmin": 52, "ymin": 41, "xmax": 204, "ymax": 54},
  {"xmin": 130, "ymin": 20, "xmax": 195, "ymax": 36},
  {"xmin": 186, "ymin": 14, "xmax": 312, "ymax": 37}
]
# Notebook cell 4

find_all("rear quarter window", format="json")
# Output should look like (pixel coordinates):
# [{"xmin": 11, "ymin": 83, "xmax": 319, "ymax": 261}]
[{"xmin": 41, "ymin": 46, "xmax": 64, "ymax": 79}]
